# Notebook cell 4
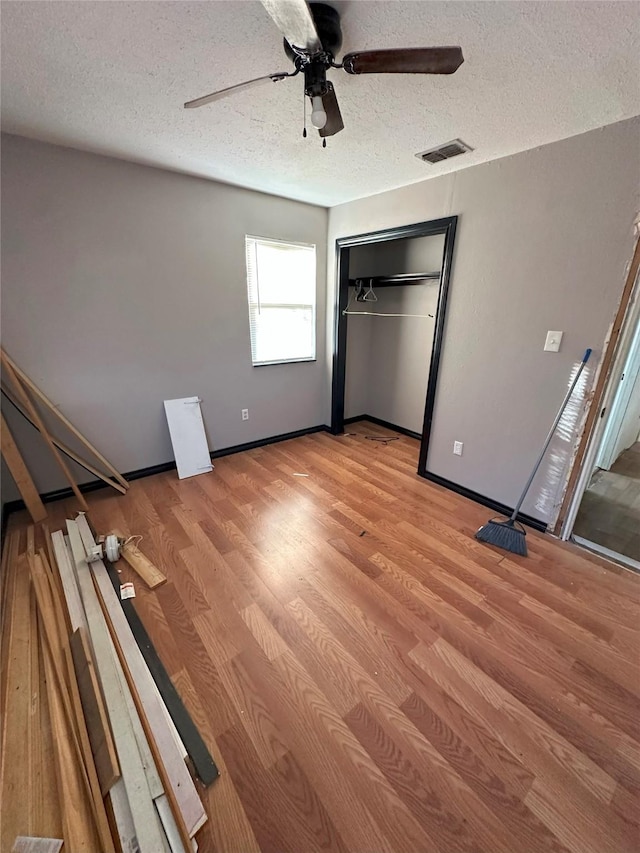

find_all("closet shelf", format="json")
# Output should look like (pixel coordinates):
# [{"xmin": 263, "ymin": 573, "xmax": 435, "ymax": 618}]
[{"xmin": 348, "ymin": 272, "xmax": 440, "ymax": 287}]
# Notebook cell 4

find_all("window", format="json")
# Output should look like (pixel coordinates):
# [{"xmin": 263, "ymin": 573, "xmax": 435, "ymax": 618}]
[{"xmin": 245, "ymin": 236, "xmax": 316, "ymax": 366}]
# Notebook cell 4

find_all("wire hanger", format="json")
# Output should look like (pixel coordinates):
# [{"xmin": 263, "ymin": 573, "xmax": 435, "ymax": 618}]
[
  {"xmin": 343, "ymin": 286, "xmax": 434, "ymax": 319},
  {"xmin": 363, "ymin": 279, "xmax": 378, "ymax": 302}
]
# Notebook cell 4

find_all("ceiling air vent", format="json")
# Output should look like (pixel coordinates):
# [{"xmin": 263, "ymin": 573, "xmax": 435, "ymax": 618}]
[{"xmin": 416, "ymin": 139, "xmax": 473, "ymax": 165}]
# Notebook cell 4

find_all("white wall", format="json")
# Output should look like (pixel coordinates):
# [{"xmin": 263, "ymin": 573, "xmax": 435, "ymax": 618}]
[
  {"xmin": 613, "ymin": 372, "xmax": 640, "ymax": 463},
  {"xmin": 329, "ymin": 117, "xmax": 640, "ymax": 523},
  {"xmin": 1, "ymin": 134, "xmax": 328, "ymax": 504}
]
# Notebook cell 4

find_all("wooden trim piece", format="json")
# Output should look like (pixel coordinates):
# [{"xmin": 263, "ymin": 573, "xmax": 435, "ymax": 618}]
[
  {"xmin": 113, "ymin": 533, "xmax": 167, "ymax": 590},
  {"xmin": 53, "ymin": 533, "xmax": 138, "ymax": 850},
  {"xmin": 29, "ymin": 552, "xmax": 115, "ymax": 853},
  {"xmin": 95, "ymin": 574, "xmax": 195, "ymax": 853},
  {"xmin": 26, "ymin": 526, "xmax": 35, "ymax": 559},
  {"xmin": 0, "ymin": 349, "xmax": 129, "ymax": 490},
  {"xmin": 102, "ymin": 557, "xmax": 219, "ymax": 786},
  {"xmin": 1, "ymin": 353, "xmax": 89, "ymax": 512},
  {"xmin": 0, "ymin": 532, "xmax": 21, "ymax": 717},
  {"xmin": 40, "ymin": 626, "xmax": 102, "ymax": 851},
  {"xmin": 553, "ymin": 237, "xmax": 640, "ymax": 533},
  {"xmin": 12, "ymin": 838, "xmax": 63, "ymax": 853},
  {"xmin": 51, "ymin": 531, "xmax": 87, "ymax": 633},
  {"xmin": 70, "ymin": 627, "xmax": 121, "ymax": 796},
  {"xmin": 1, "ymin": 386, "xmax": 127, "ymax": 495},
  {"xmin": 67, "ymin": 519, "xmax": 167, "ymax": 852},
  {"xmin": 92, "ymin": 560, "xmax": 207, "ymax": 836},
  {"xmin": 0, "ymin": 552, "xmax": 32, "ymax": 849},
  {"xmin": 79, "ymin": 517, "xmax": 205, "ymax": 837},
  {"xmin": 42, "ymin": 525, "xmax": 57, "ymax": 581},
  {"xmin": 0, "ymin": 413, "xmax": 47, "ymax": 522}
]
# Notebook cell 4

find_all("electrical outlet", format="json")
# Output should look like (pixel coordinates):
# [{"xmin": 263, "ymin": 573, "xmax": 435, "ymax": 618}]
[
  {"xmin": 241, "ymin": 408, "xmax": 249, "ymax": 421},
  {"xmin": 453, "ymin": 441, "xmax": 463, "ymax": 456}
]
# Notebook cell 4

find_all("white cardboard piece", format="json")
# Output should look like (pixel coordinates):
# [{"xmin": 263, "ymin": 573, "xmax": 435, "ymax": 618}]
[{"xmin": 163, "ymin": 397, "xmax": 213, "ymax": 479}]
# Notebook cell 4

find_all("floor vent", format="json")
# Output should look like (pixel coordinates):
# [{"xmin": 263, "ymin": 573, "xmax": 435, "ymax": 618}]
[{"xmin": 416, "ymin": 139, "xmax": 473, "ymax": 164}]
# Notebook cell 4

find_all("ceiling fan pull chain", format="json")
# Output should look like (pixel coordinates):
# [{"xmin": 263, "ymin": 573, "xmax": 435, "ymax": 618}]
[
  {"xmin": 302, "ymin": 90, "xmax": 307, "ymax": 137},
  {"xmin": 322, "ymin": 139, "xmax": 327, "ymax": 148}
]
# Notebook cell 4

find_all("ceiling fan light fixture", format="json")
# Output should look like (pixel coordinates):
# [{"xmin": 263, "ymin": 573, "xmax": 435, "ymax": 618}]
[{"xmin": 310, "ymin": 95, "xmax": 327, "ymax": 128}]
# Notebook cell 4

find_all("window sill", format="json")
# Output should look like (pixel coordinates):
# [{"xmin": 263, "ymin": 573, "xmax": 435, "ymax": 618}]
[{"xmin": 253, "ymin": 358, "xmax": 317, "ymax": 367}]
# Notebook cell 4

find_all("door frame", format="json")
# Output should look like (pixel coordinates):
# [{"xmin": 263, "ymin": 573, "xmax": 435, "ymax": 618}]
[
  {"xmin": 330, "ymin": 215, "xmax": 458, "ymax": 476},
  {"xmin": 556, "ymin": 237, "xmax": 640, "ymax": 538},
  {"xmin": 596, "ymin": 318, "xmax": 640, "ymax": 470}
]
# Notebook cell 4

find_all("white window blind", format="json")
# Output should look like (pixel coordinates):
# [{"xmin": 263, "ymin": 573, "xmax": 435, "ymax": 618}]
[{"xmin": 245, "ymin": 236, "xmax": 316, "ymax": 366}]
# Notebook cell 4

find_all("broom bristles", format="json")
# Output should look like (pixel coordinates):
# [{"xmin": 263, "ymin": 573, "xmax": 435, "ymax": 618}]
[{"xmin": 475, "ymin": 519, "xmax": 527, "ymax": 556}]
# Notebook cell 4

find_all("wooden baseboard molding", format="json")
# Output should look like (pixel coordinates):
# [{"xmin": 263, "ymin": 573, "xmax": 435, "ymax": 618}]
[
  {"xmin": 1, "ymin": 424, "xmax": 331, "ymax": 534},
  {"xmin": 343, "ymin": 414, "xmax": 422, "ymax": 441},
  {"xmin": 420, "ymin": 471, "xmax": 548, "ymax": 533}
]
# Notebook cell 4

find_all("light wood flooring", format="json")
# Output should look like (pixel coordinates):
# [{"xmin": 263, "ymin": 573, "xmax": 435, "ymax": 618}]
[
  {"xmin": 7, "ymin": 421, "xmax": 640, "ymax": 853},
  {"xmin": 573, "ymin": 442, "xmax": 640, "ymax": 562}
]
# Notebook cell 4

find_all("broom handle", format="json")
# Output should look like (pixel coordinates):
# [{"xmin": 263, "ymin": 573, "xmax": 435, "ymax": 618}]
[{"xmin": 510, "ymin": 348, "xmax": 592, "ymax": 522}]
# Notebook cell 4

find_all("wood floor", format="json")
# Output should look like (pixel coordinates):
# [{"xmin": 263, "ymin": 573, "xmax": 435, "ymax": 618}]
[
  {"xmin": 573, "ymin": 441, "xmax": 640, "ymax": 561},
  {"xmin": 7, "ymin": 421, "xmax": 640, "ymax": 853}
]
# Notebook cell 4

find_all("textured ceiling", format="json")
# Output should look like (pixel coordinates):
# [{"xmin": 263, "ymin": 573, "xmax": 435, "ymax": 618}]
[{"xmin": 1, "ymin": 1, "xmax": 639, "ymax": 206}]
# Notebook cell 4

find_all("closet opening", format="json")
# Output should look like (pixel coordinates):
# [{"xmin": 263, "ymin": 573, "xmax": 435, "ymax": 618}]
[{"xmin": 331, "ymin": 216, "xmax": 457, "ymax": 475}]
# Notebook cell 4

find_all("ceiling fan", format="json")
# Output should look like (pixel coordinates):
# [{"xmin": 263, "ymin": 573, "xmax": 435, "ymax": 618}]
[{"xmin": 184, "ymin": 0, "xmax": 463, "ymax": 142}]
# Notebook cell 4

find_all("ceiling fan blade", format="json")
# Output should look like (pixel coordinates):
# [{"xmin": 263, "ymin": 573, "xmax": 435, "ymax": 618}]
[
  {"xmin": 261, "ymin": 0, "xmax": 321, "ymax": 52},
  {"xmin": 342, "ymin": 46, "xmax": 464, "ymax": 76},
  {"xmin": 319, "ymin": 82, "xmax": 344, "ymax": 137},
  {"xmin": 184, "ymin": 73, "xmax": 290, "ymax": 108}
]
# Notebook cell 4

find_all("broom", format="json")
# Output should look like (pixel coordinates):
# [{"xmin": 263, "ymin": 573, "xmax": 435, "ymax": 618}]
[{"xmin": 476, "ymin": 348, "xmax": 592, "ymax": 556}]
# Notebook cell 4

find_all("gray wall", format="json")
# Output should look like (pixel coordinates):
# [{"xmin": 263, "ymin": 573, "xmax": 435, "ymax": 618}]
[
  {"xmin": 1, "ymin": 134, "xmax": 328, "ymax": 504},
  {"xmin": 329, "ymin": 117, "xmax": 640, "ymax": 524},
  {"xmin": 345, "ymin": 235, "xmax": 444, "ymax": 433}
]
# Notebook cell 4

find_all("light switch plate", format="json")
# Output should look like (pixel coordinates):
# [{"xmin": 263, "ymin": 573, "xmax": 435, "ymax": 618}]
[
  {"xmin": 544, "ymin": 331, "xmax": 563, "ymax": 352},
  {"xmin": 453, "ymin": 441, "xmax": 463, "ymax": 456}
]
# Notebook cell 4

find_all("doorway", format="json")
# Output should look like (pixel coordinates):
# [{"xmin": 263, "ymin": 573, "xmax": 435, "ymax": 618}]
[
  {"xmin": 331, "ymin": 216, "xmax": 457, "ymax": 474},
  {"xmin": 564, "ymin": 258, "xmax": 640, "ymax": 570}
]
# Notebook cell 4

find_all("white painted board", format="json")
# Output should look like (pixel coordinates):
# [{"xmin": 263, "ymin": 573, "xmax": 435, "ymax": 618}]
[{"xmin": 163, "ymin": 397, "xmax": 213, "ymax": 480}]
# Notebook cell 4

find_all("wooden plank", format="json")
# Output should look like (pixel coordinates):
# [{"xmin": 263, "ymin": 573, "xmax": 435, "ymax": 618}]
[
  {"xmin": 51, "ymin": 530, "xmax": 86, "ymax": 632},
  {"xmin": 0, "ymin": 554, "xmax": 32, "ymax": 849},
  {"xmin": 103, "ymin": 558, "xmax": 219, "ymax": 786},
  {"xmin": 113, "ymin": 532, "xmax": 167, "ymax": 589},
  {"xmin": 67, "ymin": 519, "xmax": 167, "ymax": 853},
  {"xmin": 28, "ymin": 580, "xmax": 44, "ymax": 831},
  {"xmin": 0, "ymin": 347, "xmax": 129, "ymax": 490},
  {"xmin": 53, "ymin": 533, "xmax": 138, "ymax": 852},
  {"xmin": 1, "ymin": 383, "xmax": 127, "ymax": 494},
  {"xmin": 0, "ymin": 532, "xmax": 20, "ymax": 714},
  {"xmin": 79, "ymin": 517, "xmax": 206, "ymax": 838},
  {"xmin": 29, "ymin": 553, "xmax": 115, "ymax": 853},
  {"xmin": 0, "ymin": 353, "xmax": 89, "ymax": 512},
  {"xmin": 36, "ymin": 610, "xmax": 63, "ymax": 840},
  {"xmin": 12, "ymin": 838, "xmax": 63, "ymax": 853},
  {"xmin": 40, "ymin": 626, "xmax": 102, "ymax": 852},
  {"xmin": 70, "ymin": 627, "xmax": 120, "ymax": 795},
  {"xmin": 26, "ymin": 525, "xmax": 35, "ymax": 558},
  {"xmin": 97, "ymin": 576, "xmax": 195, "ymax": 853},
  {"xmin": 0, "ymin": 412, "xmax": 47, "ymax": 522}
]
